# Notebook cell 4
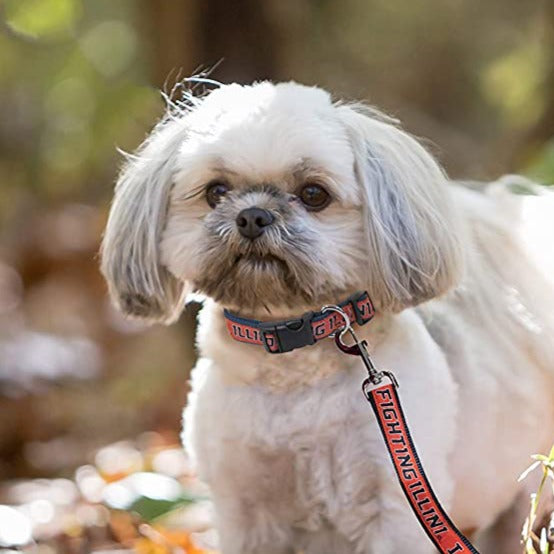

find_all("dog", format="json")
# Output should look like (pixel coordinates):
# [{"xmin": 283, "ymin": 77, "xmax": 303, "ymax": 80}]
[{"xmin": 101, "ymin": 81, "xmax": 554, "ymax": 553}]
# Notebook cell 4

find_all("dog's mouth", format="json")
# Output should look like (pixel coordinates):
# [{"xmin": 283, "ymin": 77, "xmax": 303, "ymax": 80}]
[
  {"xmin": 193, "ymin": 249, "xmax": 298, "ymax": 309},
  {"xmin": 193, "ymin": 231, "xmax": 327, "ymax": 309},
  {"xmin": 233, "ymin": 252, "xmax": 286, "ymax": 268}
]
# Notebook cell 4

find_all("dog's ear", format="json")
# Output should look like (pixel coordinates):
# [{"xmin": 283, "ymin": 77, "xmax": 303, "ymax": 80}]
[
  {"xmin": 100, "ymin": 120, "xmax": 189, "ymax": 324},
  {"xmin": 337, "ymin": 105, "xmax": 464, "ymax": 312}
]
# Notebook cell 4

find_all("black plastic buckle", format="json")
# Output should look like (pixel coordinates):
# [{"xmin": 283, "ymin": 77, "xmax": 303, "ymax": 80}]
[{"xmin": 260, "ymin": 311, "xmax": 315, "ymax": 354}]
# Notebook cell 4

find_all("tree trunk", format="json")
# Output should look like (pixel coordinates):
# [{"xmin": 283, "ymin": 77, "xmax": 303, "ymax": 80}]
[{"xmin": 140, "ymin": 0, "xmax": 280, "ymax": 87}]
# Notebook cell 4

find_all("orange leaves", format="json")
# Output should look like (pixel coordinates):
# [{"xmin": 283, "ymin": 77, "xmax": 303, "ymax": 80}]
[
  {"xmin": 109, "ymin": 509, "xmax": 215, "ymax": 554},
  {"xmin": 134, "ymin": 524, "xmax": 214, "ymax": 554}
]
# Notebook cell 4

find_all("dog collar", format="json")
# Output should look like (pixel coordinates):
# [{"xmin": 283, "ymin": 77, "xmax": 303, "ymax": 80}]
[{"xmin": 224, "ymin": 291, "xmax": 375, "ymax": 354}]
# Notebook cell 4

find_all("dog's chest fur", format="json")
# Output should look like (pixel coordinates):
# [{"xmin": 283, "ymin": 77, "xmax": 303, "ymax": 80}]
[{"xmin": 186, "ymin": 355, "xmax": 390, "ymax": 537}]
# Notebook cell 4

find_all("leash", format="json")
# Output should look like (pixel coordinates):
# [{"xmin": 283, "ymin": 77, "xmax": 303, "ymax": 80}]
[
  {"xmin": 329, "ymin": 304, "xmax": 480, "ymax": 554},
  {"xmin": 224, "ymin": 291, "xmax": 481, "ymax": 553}
]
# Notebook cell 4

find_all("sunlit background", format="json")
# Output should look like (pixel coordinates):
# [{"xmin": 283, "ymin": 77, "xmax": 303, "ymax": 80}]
[{"xmin": 0, "ymin": 0, "xmax": 553, "ymax": 552}]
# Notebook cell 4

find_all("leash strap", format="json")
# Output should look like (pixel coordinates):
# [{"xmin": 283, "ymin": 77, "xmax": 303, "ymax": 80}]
[
  {"xmin": 333, "ymin": 327, "xmax": 480, "ymax": 554},
  {"xmin": 366, "ymin": 382, "xmax": 479, "ymax": 554},
  {"xmin": 223, "ymin": 291, "xmax": 374, "ymax": 353}
]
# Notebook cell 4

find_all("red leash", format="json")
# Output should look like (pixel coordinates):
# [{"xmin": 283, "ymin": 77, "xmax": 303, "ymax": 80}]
[
  {"xmin": 333, "ymin": 328, "xmax": 480, "ymax": 554},
  {"xmin": 367, "ymin": 381, "xmax": 478, "ymax": 553}
]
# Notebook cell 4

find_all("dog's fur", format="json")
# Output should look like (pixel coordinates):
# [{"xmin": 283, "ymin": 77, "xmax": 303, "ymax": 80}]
[{"xmin": 101, "ymin": 81, "xmax": 554, "ymax": 553}]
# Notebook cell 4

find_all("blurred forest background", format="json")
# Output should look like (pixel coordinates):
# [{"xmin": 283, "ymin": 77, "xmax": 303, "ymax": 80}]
[{"xmin": 0, "ymin": 0, "xmax": 553, "ymax": 552}]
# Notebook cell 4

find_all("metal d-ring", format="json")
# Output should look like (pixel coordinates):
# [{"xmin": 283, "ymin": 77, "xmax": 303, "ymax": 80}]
[{"xmin": 320, "ymin": 304, "xmax": 353, "ymax": 340}]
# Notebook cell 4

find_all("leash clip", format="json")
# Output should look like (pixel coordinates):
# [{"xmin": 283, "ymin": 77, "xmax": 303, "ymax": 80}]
[{"xmin": 322, "ymin": 304, "xmax": 398, "ymax": 390}]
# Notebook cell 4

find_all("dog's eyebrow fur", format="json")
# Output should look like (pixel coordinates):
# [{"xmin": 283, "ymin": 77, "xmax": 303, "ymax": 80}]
[
  {"xmin": 207, "ymin": 158, "xmax": 336, "ymax": 193},
  {"xmin": 292, "ymin": 158, "xmax": 335, "ymax": 183},
  {"xmin": 211, "ymin": 160, "xmax": 240, "ymax": 177},
  {"xmin": 292, "ymin": 158, "xmax": 323, "ymax": 177},
  {"xmin": 290, "ymin": 158, "xmax": 344, "ymax": 199}
]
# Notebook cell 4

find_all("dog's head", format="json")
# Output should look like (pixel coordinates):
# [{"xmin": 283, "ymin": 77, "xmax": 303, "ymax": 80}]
[{"xmin": 101, "ymin": 81, "xmax": 463, "ymax": 323}]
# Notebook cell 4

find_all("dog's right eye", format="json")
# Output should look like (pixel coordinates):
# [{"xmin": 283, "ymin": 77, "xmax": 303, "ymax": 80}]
[{"xmin": 206, "ymin": 181, "xmax": 230, "ymax": 208}]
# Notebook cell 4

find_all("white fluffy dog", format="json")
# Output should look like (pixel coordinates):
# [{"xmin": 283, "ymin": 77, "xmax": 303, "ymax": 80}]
[{"xmin": 101, "ymin": 81, "xmax": 554, "ymax": 553}]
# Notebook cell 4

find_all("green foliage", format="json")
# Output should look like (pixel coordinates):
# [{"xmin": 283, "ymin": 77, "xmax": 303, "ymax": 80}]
[
  {"xmin": 481, "ymin": 35, "xmax": 547, "ymax": 129},
  {"xmin": 4, "ymin": 0, "xmax": 81, "ymax": 39},
  {"xmin": 129, "ymin": 493, "xmax": 201, "ymax": 522},
  {"xmin": 526, "ymin": 141, "xmax": 554, "ymax": 185},
  {"xmin": 0, "ymin": 0, "xmax": 160, "ymax": 220}
]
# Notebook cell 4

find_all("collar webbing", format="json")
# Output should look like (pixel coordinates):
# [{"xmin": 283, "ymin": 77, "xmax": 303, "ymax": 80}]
[{"xmin": 224, "ymin": 291, "xmax": 375, "ymax": 354}]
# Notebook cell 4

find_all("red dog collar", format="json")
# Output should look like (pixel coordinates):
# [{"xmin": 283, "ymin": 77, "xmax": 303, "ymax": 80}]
[{"xmin": 224, "ymin": 291, "xmax": 375, "ymax": 354}]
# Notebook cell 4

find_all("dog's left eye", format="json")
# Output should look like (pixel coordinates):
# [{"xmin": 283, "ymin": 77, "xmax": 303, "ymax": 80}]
[
  {"xmin": 298, "ymin": 183, "xmax": 331, "ymax": 211},
  {"xmin": 206, "ymin": 181, "xmax": 231, "ymax": 208}
]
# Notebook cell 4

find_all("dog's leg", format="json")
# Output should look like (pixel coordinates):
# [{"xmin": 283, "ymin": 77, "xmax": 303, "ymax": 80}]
[
  {"xmin": 339, "ymin": 466, "xmax": 449, "ymax": 554},
  {"xmin": 298, "ymin": 531, "xmax": 350, "ymax": 554},
  {"xmin": 217, "ymin": 523, "xmax": 295, "ymax": 554},
  {"xmin": 296, "ymin": 527, "xmax": 356, "ymax": 554},
  {"xmin": 354, "ymin": 509, "xmax": 437, "ymax": 554},
  {"xmin": 213, "ymin": 496, "xmax": 295, "ymax": 554}
]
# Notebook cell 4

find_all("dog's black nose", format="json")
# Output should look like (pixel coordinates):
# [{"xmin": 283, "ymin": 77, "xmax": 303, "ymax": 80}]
[{"xmin": 236, "ymin": 207, "xmax": 274, "ymax": 239}]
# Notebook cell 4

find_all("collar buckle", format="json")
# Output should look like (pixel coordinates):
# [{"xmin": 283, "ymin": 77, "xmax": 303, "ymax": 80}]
[{"xmin": 259, "ymin": 311, "xmax": 315, "ymax": 354}]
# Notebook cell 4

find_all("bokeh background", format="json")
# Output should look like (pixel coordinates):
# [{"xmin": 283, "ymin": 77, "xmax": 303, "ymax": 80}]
[{"xmin": 0, "ymin": 0, "xmax": 553, "ymax": 552}]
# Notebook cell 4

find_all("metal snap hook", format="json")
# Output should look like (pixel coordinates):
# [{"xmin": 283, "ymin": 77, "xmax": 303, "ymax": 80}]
[{"xmin": 323, "ymin": 304, "xmax": 387, "ymax": 386}]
